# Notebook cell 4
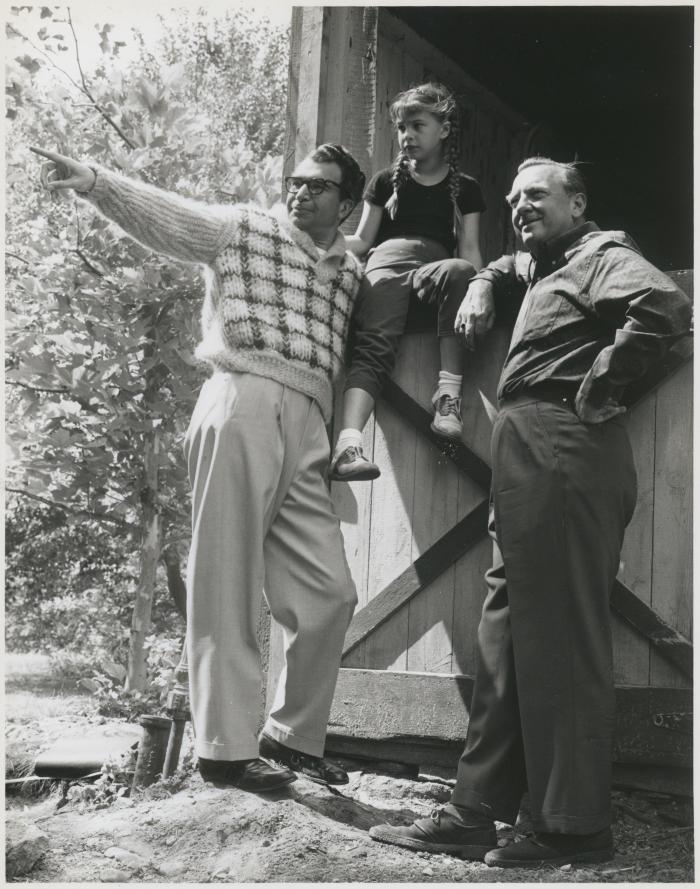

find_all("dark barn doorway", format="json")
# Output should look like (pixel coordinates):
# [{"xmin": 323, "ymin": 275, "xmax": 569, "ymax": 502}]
[{"xmin": 394, "ymin": 5, "xmax": 693, "ymax": 270}]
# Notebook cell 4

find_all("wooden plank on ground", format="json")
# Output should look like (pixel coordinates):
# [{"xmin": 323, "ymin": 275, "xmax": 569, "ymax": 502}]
[{"xmin": 326, "ymin": 668, "xmax": 692, "ymax": 769}]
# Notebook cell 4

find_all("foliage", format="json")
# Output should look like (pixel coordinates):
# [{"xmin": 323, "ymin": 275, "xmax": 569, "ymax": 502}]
[
  {"xmin": 66, "ymin": 756, "xmax": 133, "ymax": 811},
  {"xmin": 5, "ymin": 7, "xmax": 288, "ymax": 670},
  {"xmin": 76, "ymin": 633, "xmax": 184, "ymax": 719},
  {"xmin": 6, "ymin": 498, "xmax": 180, "ymax": 656}
]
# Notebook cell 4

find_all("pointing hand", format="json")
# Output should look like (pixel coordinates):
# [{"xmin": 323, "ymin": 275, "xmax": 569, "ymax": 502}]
[{"xmin": 30, "ymin": 146, "xmax": 96, "ymax": 193}]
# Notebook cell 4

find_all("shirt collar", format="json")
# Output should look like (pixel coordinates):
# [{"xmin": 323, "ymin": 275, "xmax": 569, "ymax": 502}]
[
  {"xmin": 536, "ymin": 221, "xmax": 600, "ymax": 262},
  {"xmin": 272, "ymin": 203, "xmax": 346, "ymax": 265}
]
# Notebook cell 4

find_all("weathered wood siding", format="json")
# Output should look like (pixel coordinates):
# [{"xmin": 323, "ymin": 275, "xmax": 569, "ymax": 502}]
[{"xmin": 279, "ymin": 9, "xmax": 692, "ymax": 718}]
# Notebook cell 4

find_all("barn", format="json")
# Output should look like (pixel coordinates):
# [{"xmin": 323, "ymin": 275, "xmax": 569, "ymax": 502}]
[{"xmin": 270, "ymin": 5, "xmax": 693, "ymax": 793}]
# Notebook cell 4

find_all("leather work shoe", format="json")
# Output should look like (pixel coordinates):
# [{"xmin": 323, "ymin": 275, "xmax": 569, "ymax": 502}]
[
  {"xmin": 369, "ymin": 806, "xmax": 496, "ymax": 859},
  {"xmin": 484, "ymin": 827, "xmax": 614, "ymax": 869},
  {"xmin": 258, "ymin": 733, "xmax": 349, "ymax": 785},
  {"xmin": 198, "ymin": 756, "xmax": 296, "ymax": 792},
  {"xmin": 431, "ymin": 392, "xmax": 463, "ymax": 440},
  {"xmin": 329, "ymin": 445, "xmax": 381, "ymax": 482}
]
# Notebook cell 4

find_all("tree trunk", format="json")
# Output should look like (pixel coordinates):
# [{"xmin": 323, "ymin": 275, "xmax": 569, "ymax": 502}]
[
  {"xmin": 125, "ymin": 428, "xmax": 162, "ymax": 691},
  {"xmin": 161, "ymin": 542, "xmax": 187, "ymax": 620}
]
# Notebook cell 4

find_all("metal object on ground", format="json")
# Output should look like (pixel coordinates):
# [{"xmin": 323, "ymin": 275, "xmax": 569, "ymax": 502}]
[
  {"xmin": 132, "ymin": 715, "xmax": 171, "ymax": 789},
  {"xmin": 162, "ymin": 641, "xmax": 191, "ymax": 780}
]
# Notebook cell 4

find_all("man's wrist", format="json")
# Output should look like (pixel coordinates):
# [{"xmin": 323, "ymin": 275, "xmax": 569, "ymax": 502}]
[{"xmin": 77, "ymin": 166, "xmax": 98, "ymax": 195}]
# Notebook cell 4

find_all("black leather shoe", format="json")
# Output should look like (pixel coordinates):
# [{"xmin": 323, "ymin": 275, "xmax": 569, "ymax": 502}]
[
  {"xmin": 369, "ymin": 806, "xmax": 496, "ymax": 859},
  {"xmin": 258, "ymin": 733, "xmax": 349, "ymax": 785},
  {"xmin": 198, "ymin": 756, "xmax": 296, "ymax": 792},
  {"xmin": 484, "ymin": 827, "xmax": 614, "ymax": 868}
]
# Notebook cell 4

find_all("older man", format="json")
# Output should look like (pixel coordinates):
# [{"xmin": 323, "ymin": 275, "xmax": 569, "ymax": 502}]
[
  {"xmin": 370, "ymin": 157, "xmax": 691, "ymax": 866},
  {"xmin": 33, "ymin": 143, "xmax": 366, "ymax": 792}
]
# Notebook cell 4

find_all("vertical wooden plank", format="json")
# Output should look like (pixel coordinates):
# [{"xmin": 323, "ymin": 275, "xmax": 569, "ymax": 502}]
[
  {"xmin": 452, "ymin": 325, "xmax": 507, "ymax": 673},
  {"xmin": 406, "ymin": 333, "xmax": 459, "ymax": 673},
  {"xmin": 293, "ymin": 7, "xmax": 325, "ymax": 162},
  {"xmin": 614, "ymin": 396, "xmax": 655, "ymax": 685},
  {"xmin": 364, "ymin": 334, "xmax": 421, "ymax": 670},
  {"xmin": 650, "ymin": 362, "xmax": 693, "ymax": 688},
  {"xmin": 282, "ymin": 7, "xmax": 304, "ymax": 178}
]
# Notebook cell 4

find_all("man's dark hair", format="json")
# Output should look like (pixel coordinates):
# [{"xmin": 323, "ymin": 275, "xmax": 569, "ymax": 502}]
[
  {"xmin": 517, "ymin": 156, "xmax": 588, "ymax": 199},
  {"xmin": 310, "ymin": 143, "xmax": 366, "ymax": 204}
]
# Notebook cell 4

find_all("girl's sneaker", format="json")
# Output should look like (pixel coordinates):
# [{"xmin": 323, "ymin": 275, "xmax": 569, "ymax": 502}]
[
  {"xmin": 329, "ymin": 445, "xmax": 381, "ymax": 482},
  {"xmin": 431, "ymin": 392, "xmax": 463, "ymax": 440}
]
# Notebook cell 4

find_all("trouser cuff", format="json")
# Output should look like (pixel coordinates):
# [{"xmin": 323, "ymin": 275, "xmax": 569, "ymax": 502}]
[
  {"xmin": 450, "ymin": 787, "xmax": 518, "ymax": 826},
  {"xmin": 262, "ymin": 718, "xmax": 325, "ymax": 757},
  {"xmin": 195, "ymin": 740, "xmax": 259, "ymax": 761}
]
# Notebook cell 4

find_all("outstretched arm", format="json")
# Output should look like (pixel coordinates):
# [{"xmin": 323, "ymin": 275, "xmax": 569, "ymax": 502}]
[{"xmin": 31, "ymin": 147, "xmax": 233, "ymax": 266}]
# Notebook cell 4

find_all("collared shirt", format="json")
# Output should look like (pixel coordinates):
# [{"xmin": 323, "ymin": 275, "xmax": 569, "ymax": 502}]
[{"xmin": 472, "ymin": 222, "xmax": 692, "ymax": 406}]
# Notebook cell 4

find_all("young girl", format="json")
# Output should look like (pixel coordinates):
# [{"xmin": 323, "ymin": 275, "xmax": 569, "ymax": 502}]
[{"xmin": 331, "ymin": 82, "xmax": 485, "ymax": 482}]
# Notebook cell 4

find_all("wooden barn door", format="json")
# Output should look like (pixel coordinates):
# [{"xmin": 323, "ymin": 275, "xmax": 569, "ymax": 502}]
[{"xmin": 278, "ymin": 7, "xmax": 692, "ymax": 783}]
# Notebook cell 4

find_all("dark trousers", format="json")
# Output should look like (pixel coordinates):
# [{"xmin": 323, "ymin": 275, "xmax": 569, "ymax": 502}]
[
  {"xmin": 451, "ymin": 396, "xmax": 637, "ymax": 833},
  {"xmin": 345, "ymin": 238, "xmax": 476, "ymax": 400}
]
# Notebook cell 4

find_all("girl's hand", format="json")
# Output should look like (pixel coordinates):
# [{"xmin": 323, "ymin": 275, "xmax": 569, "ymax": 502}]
[
  {"xmin": 454, "ymin": 279, "xmax": 495, "ymax": 350},
  {"xmin": 30, "ymin": 146, "xmax": 96, "ymax": 193}
]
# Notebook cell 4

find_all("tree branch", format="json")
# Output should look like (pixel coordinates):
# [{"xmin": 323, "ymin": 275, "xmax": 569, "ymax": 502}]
[
  {"xmin": 66, "ymin": 8, "xmax": 137, "ymax": 150},
  {"xmin": 7, "ymin": 19, "xmax": 136, "ymax": 151},
  {"xmin": 7, "ymin": 380, "xmax": 70, "ymax": 395},
  {"xmin": 72, "ymin": 249, "xmax": 104, "ymax": 277},
  {"xmin": 6, "ymin": 252, "xmax": 30, "ymax": 265},
  {"xmin": 6, "ymin": 486, "xmax": 132, "ymax": 529}
]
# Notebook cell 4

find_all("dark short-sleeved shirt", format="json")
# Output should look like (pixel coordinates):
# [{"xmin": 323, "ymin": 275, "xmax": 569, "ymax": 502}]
[{"xmin": 364, "ymin": 167, "xmax": 486, "ymax": 255}]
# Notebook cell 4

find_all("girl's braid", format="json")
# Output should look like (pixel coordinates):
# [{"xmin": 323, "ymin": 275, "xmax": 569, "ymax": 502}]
[
  {"xmin": 385, "ymin": 150, "xmax": 413, "ymax": 220},
  {"xmin": 386, "ymin": 83, "xmax": 463, "ymax": 234},
  {"xmin": 445, "ymin": 110, "xmax": 463, "ymax": 239}
]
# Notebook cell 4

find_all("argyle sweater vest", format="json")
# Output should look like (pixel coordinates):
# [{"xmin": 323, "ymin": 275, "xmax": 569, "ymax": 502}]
[{"xmin": 85, "ymin": 169, "xmax": 363, "ymax": 421}]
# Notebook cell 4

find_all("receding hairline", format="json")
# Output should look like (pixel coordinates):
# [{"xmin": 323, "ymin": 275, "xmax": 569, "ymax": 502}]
[{"xmin": 506, "ymin": 160, "xmax": 587, "ymax": 202}]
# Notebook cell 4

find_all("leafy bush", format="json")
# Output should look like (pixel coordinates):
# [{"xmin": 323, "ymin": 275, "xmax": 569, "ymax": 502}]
[{"xmin": 5, "ymin": 7, "xmax": 288, "ymax": 686}]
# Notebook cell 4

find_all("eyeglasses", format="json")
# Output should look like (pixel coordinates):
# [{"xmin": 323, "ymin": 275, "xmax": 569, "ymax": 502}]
[{"xmin": 284, "ymin": 176, "xmax": 342, "ymax": 196}]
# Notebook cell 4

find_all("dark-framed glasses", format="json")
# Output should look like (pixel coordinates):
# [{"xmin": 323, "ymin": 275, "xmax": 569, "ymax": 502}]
[{"xmin": 284, "ymin": 176, "xmax": 342, "ymax": 196}]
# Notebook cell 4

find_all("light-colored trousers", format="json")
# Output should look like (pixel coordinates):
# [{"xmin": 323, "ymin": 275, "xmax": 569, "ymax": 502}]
[{"xmin": 184, "ymin": 371, "xmax": 357, "ymax": 761}]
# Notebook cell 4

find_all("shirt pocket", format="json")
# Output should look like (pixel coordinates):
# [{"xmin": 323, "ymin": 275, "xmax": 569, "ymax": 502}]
[{"xmin": 515, "ymin": 289, "xmax": 565, "ymax": 342}]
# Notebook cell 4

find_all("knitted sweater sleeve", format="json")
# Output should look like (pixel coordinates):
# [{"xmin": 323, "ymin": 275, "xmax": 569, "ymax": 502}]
[{"xmin": 82, "ymin": 167, "xmax": 237, "ymax": 265}]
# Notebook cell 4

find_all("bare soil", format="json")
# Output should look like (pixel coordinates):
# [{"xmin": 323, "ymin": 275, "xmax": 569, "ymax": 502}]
[{"xmin": 6, "ymin": 654, "xmax": 694, "ymax": 883}]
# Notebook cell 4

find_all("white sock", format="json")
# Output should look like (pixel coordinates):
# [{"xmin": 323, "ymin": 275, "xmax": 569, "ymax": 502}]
[
  {"xmin": 334, "ymin": 428, "xmax": 363, "ymax": 458},
  {"xmin": 437, "ymin": 371, "xmax": 463, "ymax": 400}
]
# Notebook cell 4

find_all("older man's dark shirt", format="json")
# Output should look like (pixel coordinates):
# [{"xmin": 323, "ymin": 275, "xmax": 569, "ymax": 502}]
[{"xmin": 473, "ymin": 222, "xmax": 691, "ymax": 406}]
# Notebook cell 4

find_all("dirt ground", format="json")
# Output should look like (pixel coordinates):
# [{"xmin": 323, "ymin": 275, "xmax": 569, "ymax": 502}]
[{"xmin": 6, "ymin": 654, "xmax": 694, "ymax": 884}]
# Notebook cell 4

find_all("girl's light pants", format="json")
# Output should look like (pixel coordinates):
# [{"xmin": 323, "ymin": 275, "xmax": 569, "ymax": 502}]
[{"xmin": 184, "ymin": 371, "xmax": 357, "ymax": 761}]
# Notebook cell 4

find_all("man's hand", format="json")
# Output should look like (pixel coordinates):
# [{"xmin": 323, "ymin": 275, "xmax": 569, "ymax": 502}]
[
  {"xmin": 454, "ymin": 278, "xmax": 496, "ymax": 350},
  {"xmin": 575, "ymin": 391, "xmax": 626, "ymax": 424},
  {"xmin": 30, "ymin": 146, "xmax": 95, "ymax": 193}
]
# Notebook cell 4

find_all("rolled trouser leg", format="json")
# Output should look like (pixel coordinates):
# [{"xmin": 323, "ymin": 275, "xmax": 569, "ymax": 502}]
[
  {"xmin": 411, "ymin": 258, "xmax": 477, "ymax": 337},
  {"xmin": 344, "ymin": 270, "xmax": 413, "ymax": 402}
]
